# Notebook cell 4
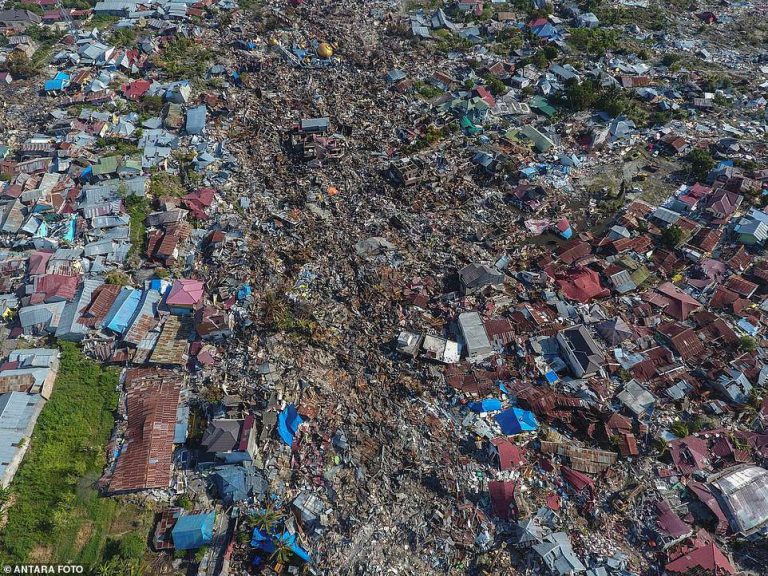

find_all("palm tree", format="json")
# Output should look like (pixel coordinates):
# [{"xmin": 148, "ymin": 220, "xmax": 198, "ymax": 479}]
[
  {"xmin": 250, "ymin": 503, "xmax": 283, "ymax": 532},
  {"xmin": 270, "ymin": 542, "xmax": 295, "ymax": 571}
]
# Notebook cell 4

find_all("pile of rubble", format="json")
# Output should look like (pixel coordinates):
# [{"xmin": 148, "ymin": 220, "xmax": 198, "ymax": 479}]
[{"xmin": 1, "ymin": 0, "xmax": 767, "ymax": 574}]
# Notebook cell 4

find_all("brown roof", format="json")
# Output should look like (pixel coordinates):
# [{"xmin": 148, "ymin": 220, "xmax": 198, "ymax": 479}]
[
  {"xmin": 658, "ymin": 323, "xmax": 706, "ymax": 362},
  {"xmin": 107, "ymin": 369, "xmax": 182, "ymax": 493},
  {"xmin": 727, "ymin": 245, "xmax": 752, "ymax": 272},
  {"xmin": 620, "ymin": 75, "xmax": 650, "ymax": 88},
  {"xmin": 555, "ymin": 239, "xmax": 591, "ymax": 264},
  {"xmin": 690, "ymin": 228, "xmax": 722, "ymax": 252},
  {"xmin": 149, "ymin": 315, "xmax": 191, "ymax": 366},
  {"xmin": 724, "ymin": 274, "xmax": 758, "ymax": 298},
  {"xmin": 80, "ymin": 284, "xmax": 121, "ymax": 328}
]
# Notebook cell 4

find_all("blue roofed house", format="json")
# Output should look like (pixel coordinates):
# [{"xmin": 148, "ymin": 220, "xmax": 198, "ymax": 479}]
[
  {"xmin": 713, "ymin": 368, "xmax": 752, "ymax": 404},
  {"xmin": 103, "ymin": 287, "xmax": 143, "ymax": 335},
  {"xmin": 210, "ymin": 464, "xmax": 267, "ymax": 505},
  {"xmin": 735, "ymin": 208, "xmax": 768, "ymax": 246},
  {"xmin": 44, "ymin": 71, "xmax": 70, "ymax": 93},
  {"xmin": 171, "ymin": 511, "xmax": 215, "ymax": 550}
]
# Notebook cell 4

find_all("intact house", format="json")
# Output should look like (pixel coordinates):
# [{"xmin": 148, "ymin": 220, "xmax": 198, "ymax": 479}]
[
  {"xmin": 201, "ymin": 415, "xmax": 257, "ymax": 464},
  {"xmin": 459, "ymin": 311, "xmax": 494, "ymax": 362},
  {"xmin": 556, "ymin": 324, "xmax": 604, "ymax": 378},
  {"xmin": 0, "ymin": 9, "xmax": 42, "ymax": 31},
  {"xmin": 165, "ymin": 279, "xmax": 204, "ymax": 315}
]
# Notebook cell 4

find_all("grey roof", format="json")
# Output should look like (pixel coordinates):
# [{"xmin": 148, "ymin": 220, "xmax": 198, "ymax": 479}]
[
  {"xmin": 458, "ymin": 311, "xmax": 493, "ymax": 361},
  {"xmin": 710, "ymin": 465, "xmax": 768, "ymax": 535},
  {"xmin": 596, "ymin": 317, "xmax": 633, "ymax": 345},
  {"xmin": 185, "ymin": 105, "xmax": 206, "ymax": 135},
  {"xmin": 55, "ymin": 278, "xmax": 103, "ymax": 341},
  {"xmin": 533, "ymin": 532, "xmax": 586, "ymax": 575},
  {"xmin": 459, "ymin": 263, "xmax": 504, "ymax": 293},
  {"xmin": 8, "ymin": 348, "xmax": 58, "ymax": 368},
  {"xmin": 300, "ymin": 117, "xmax": 330, "ymax": 131},
  {"xmin": 0, "ymin": 392, "xmax": 44, "ymax": 484},
  {"xmin": 201, "ymin": 419, "xmax": 241, "ymax": 453},
  {"xmin": 18, "ymin": 301, "xmax": 66, "ymax": 333},
  {"xmin": 617, "ymin": 379, "xmax": 656, "ymax": 416},
  {"xmin": 558, "ymin": 325, "xmax": 604, "ymax": 375},
  {"xmin": 652, "ymin": 206, "xmax": 681, "ymax": 225}
]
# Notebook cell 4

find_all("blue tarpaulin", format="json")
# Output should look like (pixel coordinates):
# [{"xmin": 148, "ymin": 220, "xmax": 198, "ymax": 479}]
[
  {"xmin": 172, "ymin": 512, "xmax": 215, "ymax": 550},
  {"xmin": 545, "ymin": 371, "xmax": 558, "ymax": 384},
  {"xmin": 277, "ymin": 404, "xmax": 303, "ymax": 446},
  {"xmin": 237, "ymin": 284, "xmax": 252, "ymax": 301},
  {"xmin": 250, "ymin": 529, "xmax": 311, "ymax": 563},
  {"xmin": 280, "ymin": 532, "xmax": 311, "ymax": 563},
  {"xmin": 44, "ymin": 71, "xmax": 70, "ymax": 92},
  {"xmin": 251, "ymin": 527, "xmax": 277, "ymax": 554},
  {"xmin": 495, "ymin": 407, "xmax": 539, "ymax": 435},
  {"xmin": 468, "ymin": 399, "xmax": 502, "ymax": 413}
]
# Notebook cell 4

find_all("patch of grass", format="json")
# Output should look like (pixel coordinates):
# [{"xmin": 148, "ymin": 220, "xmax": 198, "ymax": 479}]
[
  {"xmin": 149, "ymin": 172, "xmax": 185, "ymax": 198},
  {"xmin": 123, "ymin": 195, "xmax": 149, "ymax": 258},
  {"xmin": 0, "ymin": 342, "xmax": 120, "ymax": 567},
  {"xmin": 90, "ymin": 14, "xmax": 119, "ymax": 30},
  {"xmin": 156, "ymin": 37, "xmax": 212, "ymax": 82}
]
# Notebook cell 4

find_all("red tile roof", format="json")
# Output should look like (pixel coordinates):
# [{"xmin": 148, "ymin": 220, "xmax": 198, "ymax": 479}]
[
  {"xmin": 122, "ymin": 79, "xmax": 152, "ymax": 101},
  {"xmin": 666, "ymin": 534, "xmax": 735, "ymax": 575},
  {"xmin": 556, "ymin": 267, "xmax": 610, "ymax": 303}
]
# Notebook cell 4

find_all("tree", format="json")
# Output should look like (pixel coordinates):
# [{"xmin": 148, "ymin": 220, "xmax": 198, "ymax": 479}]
[
  {"xmin": 270, "ymin": 542, "xmax": 295, "ymax": 568},
  {"xmin": 687, "ymin": 148, "xmax": 715, "ymax": 182},
  {"xmin": 560, "ymin": 78, "xmax": 598, "ymax": 111},
  {"xmin": 194, "ymin": 546, "xmax": 209, "ymax": 564},
  {"xmin": 250, "ymin": 504, "xmax": 283, "ymax": 532},
  {"xmin": 669, "ymin": 421, "xmax": 689, "ymax": 439},
  {"xmin": 661, "ymin": 224, "xmax": 683, "ymax": 248},
  {"xmin": 738, "ymin": 335, "xmax": 756, "ymax": 353},
  {"xmin": 4, "ymin": 51, "xmax": 36, "ymax": 79}
]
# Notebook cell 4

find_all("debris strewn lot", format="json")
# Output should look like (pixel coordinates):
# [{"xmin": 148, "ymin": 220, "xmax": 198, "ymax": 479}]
[{"xmin": 0, "ymin": 0, "xmax": 767, "ymax": 574}]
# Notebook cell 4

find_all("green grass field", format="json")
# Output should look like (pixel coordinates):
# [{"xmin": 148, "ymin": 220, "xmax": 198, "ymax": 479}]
[{"xmin": 0, "ymin": 342, "xmax": 150, "ymax": 571}]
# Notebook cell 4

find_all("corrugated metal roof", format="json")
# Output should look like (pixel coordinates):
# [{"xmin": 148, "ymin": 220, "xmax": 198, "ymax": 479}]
[
  {"xmin": 0, "ymin": 392, "xmax": 44, "ymax": 484},
  {"xmin": 711, "ymin": 465, "xmax": 768, "ymax": 534},
  {"xmin": 107, "ymin": 369, "xmax": 182, "ymax": 493},
  {"xmin": 104, "ymin": 287, "xmax": 143, "ymax": 335}
]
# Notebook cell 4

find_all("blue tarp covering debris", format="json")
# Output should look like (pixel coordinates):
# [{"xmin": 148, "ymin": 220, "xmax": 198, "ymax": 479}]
[
  {"xmin": 237, "ymin": 284, "xmax": 252, "ymax": 301},
  {"xmin": 469, "ymin": 399, "xmax": 502, "ymax": 413},
  {"xmin": 251, "ymin": 528, "xmax": 312, "ymax": 563},
  {"xmin": 251, "ymin": 527, "xmax": 277, "ymax": 554},
  {"xmin": 171, "ymin": 512, "xmax": 215, "ymax": 550},
  {"xmin": 277, "ymin": 404, "xmax": 303, "ymax": 445},
  {"xmin": 495, "ymin": 407, "xmax": 539, "ymax": 435}
]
